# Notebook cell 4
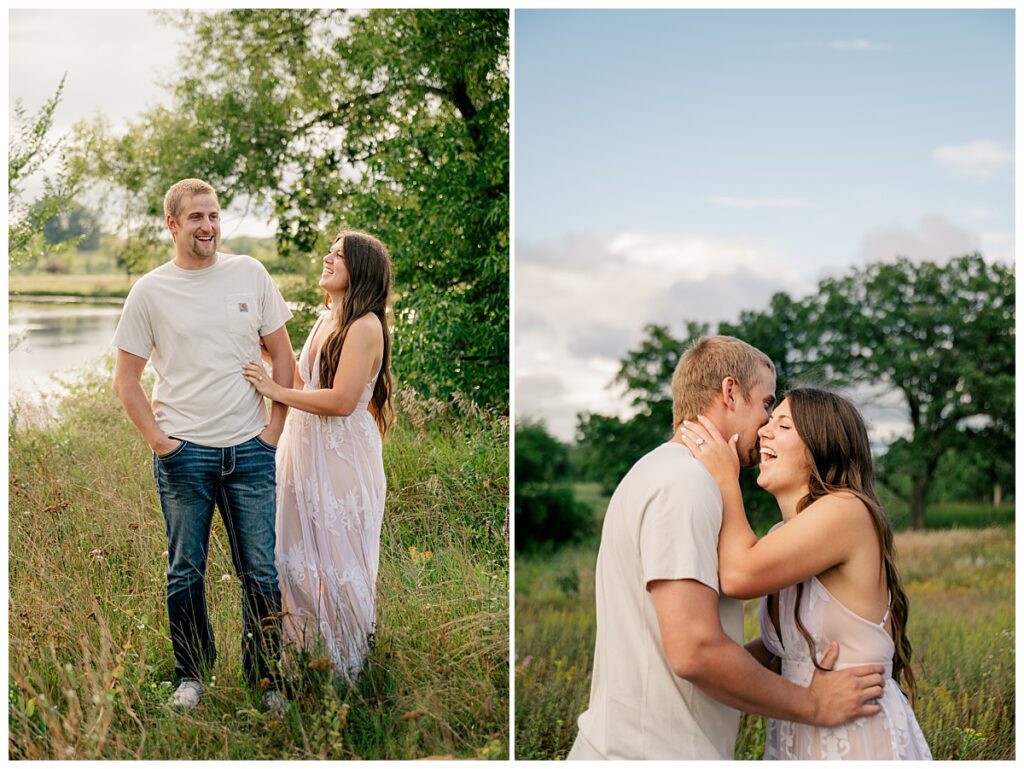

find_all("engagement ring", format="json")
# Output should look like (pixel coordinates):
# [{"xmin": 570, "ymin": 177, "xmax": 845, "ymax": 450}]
[{"xmin": 695, "ymin": 438, "xmax": 705, "ymax": 446}]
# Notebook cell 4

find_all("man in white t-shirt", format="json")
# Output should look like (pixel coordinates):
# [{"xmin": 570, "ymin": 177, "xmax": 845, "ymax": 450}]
[
  {"xmin": 568, "ymin": 336, "xmax": 886, "ymax": 760},
  {"xmin": 112, "ymin": 179, "xmax": 296, "ymax": 715}
]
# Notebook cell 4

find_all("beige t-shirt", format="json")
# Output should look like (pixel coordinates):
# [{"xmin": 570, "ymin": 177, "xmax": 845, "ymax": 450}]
[
  {"xmin": 569, "ymin": 442, "xmax": 744, "ymax": 760},
  {"xmin": 112, "ymin": 253, "xmax": 292, "ymax": 448}
]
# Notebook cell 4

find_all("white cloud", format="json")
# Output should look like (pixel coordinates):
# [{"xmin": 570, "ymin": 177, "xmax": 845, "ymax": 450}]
[
  {"xmin": 515, "ymin": 232, "xmax": 812, "ymax": 440},
  {"xmin": 708, "ymin": 195, "xmax": 810, "ymax": 209},
  {"xmin": 827, "ymin": 39, "xmax": 890, "ymax": 51},
  {"xmin": 933, "ymin": 140, "xmax": 1013, "ymax": 179},
  {"xmin": 605, "ymin": 232, "xmax": 805, "ymax": 284},
  {"xmin": 859, "ymin": 214, "xmax": 980, "ymax": 265},
  {"xmin": 965, "ymin": 206, "xmax": 997, "ymax": 222},
  {"xmin": 977, "ymin": 231, "xmax": 1014, "ymax": 265}
]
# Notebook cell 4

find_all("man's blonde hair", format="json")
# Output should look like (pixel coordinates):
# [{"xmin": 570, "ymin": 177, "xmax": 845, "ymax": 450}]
[
  {"xmin": 671, "ymin": 335, "xmax": 775, "ymax": 428},
  {"xmin": 163, "ymin": 178, "xmax": 218, "ymax": 220}
]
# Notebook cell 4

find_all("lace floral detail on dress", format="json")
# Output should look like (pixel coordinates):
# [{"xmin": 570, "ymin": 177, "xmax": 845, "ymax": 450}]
[
  {"xmin": 760, "ymin": 576, "xmax": 932, "ymax": 760},
  {"xmin": 274, "ymin": 313, "xmax": 386, "ymax": 682}
]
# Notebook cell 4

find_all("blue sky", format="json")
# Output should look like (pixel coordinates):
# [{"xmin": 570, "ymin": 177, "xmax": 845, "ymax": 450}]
[{"xmin": 515, "ymin": 9, "xmax": 1014, "ymax": 441}]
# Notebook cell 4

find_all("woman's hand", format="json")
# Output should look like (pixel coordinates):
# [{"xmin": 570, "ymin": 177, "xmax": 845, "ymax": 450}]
[
  {"xmin": 242, "ymin": 360, "xmax": 282, "ymax": 400},
  {"xmin": 679, "ymin": 415, "xmax": 741, "ymax": 488}
]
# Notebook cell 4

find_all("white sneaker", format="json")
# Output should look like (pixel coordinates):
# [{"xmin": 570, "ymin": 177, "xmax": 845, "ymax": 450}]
[
  {"xmin": 261, "ymin": 688, "xmax": 288, "ymax": 718},
  {"xmin": 168, "ymin": 679, "xmax": 205, "ymax": 709}
]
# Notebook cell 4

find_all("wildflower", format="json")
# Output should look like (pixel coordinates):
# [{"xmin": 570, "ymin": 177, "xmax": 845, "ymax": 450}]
[
  {"xmin": 522, "ymin": 655, "xmax": 533, "ymax": 669},
  {"xmin": 220, "ymin": 574, "xmax": 233, "ymax": 582},
  {"xmin": 89, "ymin": 548, "xmax": 105, "ymax": 562}
]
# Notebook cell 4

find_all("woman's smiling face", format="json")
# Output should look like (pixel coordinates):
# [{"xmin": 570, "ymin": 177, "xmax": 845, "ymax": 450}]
[
  {"xmin": 755, "ymin": 397, "xmax": 812, "ymax": 495},
  {"xmin": 319, "ymin": 238, "xmax": 350, "ymax": 294}
]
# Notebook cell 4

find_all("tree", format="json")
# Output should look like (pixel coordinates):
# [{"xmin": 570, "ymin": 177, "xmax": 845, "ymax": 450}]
[
  {"xmin": 43, "ymin": 204, "xmax": 101, "ymax": 250},
  {"xmin": 9, "ymin": 76, "xmax": 80, "ymax": 270},
  {"xmin": 575, "ymin": 411, "xmax": 661, "ymax": 495},
  {"xmin": 720, "ymin": 290, "xmax": 818, "ymax": 394},
  {"xmin": 802, "ymin": 254, "xmax": 1014, "ymax": 528},
  {"xmin": 515, "ymin": 421, "xmax": 591, "ymax": 551},
  {"xmin": 72, "ymin": 9, "xmax": 509, "ymax": 411},
  {"xmin": 576, "ymin": 322, "xmax": 703, "ymax": 493}
]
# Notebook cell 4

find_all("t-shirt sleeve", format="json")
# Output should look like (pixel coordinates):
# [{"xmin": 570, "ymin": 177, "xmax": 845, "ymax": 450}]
[
  {"xmin": 639, "ymin": 469, "xmax": 723, "ymax": 593},
  {"xmin": 257, "ymin": 261, "xmax": 293, "ymax": 336},
  {"xmin": 111, "ymin": 282, "xmax": 154, "ymax": 360}
]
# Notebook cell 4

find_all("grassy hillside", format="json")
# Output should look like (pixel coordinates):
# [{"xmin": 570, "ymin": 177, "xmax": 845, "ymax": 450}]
[{"xmin": 9, "ymin": 370, "xmax": 509, "ymax": 760}]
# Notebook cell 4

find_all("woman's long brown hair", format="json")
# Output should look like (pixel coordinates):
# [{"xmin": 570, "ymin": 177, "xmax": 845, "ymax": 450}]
[
  {"xmin": 782, "ymin": 388, "xmax": 916, "ymax": 702},
  {"xmin": 317, "ymin": 229, "xmax": 395, "ymax": 438}
]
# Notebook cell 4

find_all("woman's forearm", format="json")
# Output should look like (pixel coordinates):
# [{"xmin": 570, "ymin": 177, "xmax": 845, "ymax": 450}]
[{"xmin": 270, "ymin": 385, "xmax": 349, "ymax": 417}]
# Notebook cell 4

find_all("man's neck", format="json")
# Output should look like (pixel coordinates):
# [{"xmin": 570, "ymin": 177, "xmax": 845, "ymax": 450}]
[
  {"xmin": 174, "ymin": 251, "xmax": 219, "ymax": 271},
  {"xmin": 670, "ymin": 411, "xmax": 729, "ymax": 444}
]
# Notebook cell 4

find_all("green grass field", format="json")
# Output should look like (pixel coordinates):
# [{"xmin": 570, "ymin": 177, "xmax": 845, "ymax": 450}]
[
  {"xmin": 9, "ymin": 370, "xmax": 509, "ymax": 760},
  {"xmin": 515, "ymin": 485, "xmax": 1014, "ymax": 760}
]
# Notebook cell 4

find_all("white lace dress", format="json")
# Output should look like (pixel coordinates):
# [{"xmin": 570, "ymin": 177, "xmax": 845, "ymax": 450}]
[
  {"xmin": 275, "ymin": 314, "xmax": 386, "ymax": 680},
  {"xmin": 760, "ymin": 574, "xmax": 932, "ymax": 760}
]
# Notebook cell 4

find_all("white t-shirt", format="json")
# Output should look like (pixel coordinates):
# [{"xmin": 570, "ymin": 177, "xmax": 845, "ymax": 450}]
[
  {"xmin": 569, "ymin": 442, "xmax": 744, "ymax": 760},
  {"xmin": 112, "ymin": 253, "xmax": 293, "ymax": 448}
]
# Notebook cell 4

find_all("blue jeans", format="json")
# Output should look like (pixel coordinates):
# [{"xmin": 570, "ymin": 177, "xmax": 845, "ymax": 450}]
[{"xmin": 153, "ymin": 436, "xmax": 281, "ymax": 687}]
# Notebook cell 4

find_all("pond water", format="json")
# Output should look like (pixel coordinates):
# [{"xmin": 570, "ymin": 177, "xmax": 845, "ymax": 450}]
[{"xmin": 9, "ymin": 300, "xmax": 125, "ymax": 407}]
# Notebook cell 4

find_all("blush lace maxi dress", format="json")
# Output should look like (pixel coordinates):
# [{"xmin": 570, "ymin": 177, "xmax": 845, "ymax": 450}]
[
  {"xmin": 759, "ymin": 573, "xmax": 932, "ymax": 760},
  {"xmin": 274, "ymin": 314, "xmax": 386, "ymax": 680}
]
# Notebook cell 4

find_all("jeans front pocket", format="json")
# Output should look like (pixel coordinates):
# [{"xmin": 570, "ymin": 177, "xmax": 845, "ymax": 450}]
[
  {"xmin": 252, "ymin": 435, "xmax": 278, "ymax": 453},
  {"xmin": 156, "ymin": 439, "xmax": 189, "ymax": 461}
]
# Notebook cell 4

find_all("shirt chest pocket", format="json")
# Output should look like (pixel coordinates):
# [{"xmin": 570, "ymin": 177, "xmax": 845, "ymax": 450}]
[{"xmin": 225, "ymin": 293, "xmax": 259, "ymax": 336}]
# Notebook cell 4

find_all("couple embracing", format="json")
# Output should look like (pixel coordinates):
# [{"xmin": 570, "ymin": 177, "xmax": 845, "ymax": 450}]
[
  {"xmin": 569, "ymin": 335, "xmax": 932, "ymax": 760},
  {"xmin": 112, "ymin": 178, "xmax": 392, "ymax": 714}
]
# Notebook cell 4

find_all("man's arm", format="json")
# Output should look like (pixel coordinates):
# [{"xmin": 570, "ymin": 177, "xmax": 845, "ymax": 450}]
[
  {"xmin": 650, "ymin": 578, "xmax": 884, "ymax": 726},
  {"xmin": 258, "ymin": 324, "xmax": 295, "ymax": 445},
  {"xmin": 113, "ymin": 349, "xmax": 180, "ymax": 455},
  {"xmin": 260, "ymin": 337, "xmax": 303, "ymax": 389}
]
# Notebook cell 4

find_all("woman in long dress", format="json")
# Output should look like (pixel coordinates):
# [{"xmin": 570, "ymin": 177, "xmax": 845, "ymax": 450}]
[
  {"xmin": 243, "ymin": 229, "xmax": 394, "ymax": 680},
  {"xmin": 679, "ymin": 388, "xmax": 931, "ymax": 760}
]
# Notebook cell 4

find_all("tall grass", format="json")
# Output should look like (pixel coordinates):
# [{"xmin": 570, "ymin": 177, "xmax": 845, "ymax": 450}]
[
  {"xmin": 515, "ymin": 514, "xmax": 1013, "ymax": 760},
  {"xmin": 9, "ymin": 368, "xmax": 509, "ymax": 759}
]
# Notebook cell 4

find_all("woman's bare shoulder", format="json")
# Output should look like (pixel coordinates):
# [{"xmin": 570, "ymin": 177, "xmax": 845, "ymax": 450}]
[
  {"xmin": 346, "ymin": 312, "xmax": 384, "ymax": 349},
  {"xmin": 806, "ymin": 491, "xmax": 875, "ymax": 529},
  {"xmin": 351, "ymin": 312, "xmax": 383, "ymax": 332}
]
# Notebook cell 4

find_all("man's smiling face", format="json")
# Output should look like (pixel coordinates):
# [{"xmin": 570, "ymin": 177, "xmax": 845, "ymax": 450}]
[{"xmin": 169, "ymin": 193, "xmax": 220, "ymax": 262}]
